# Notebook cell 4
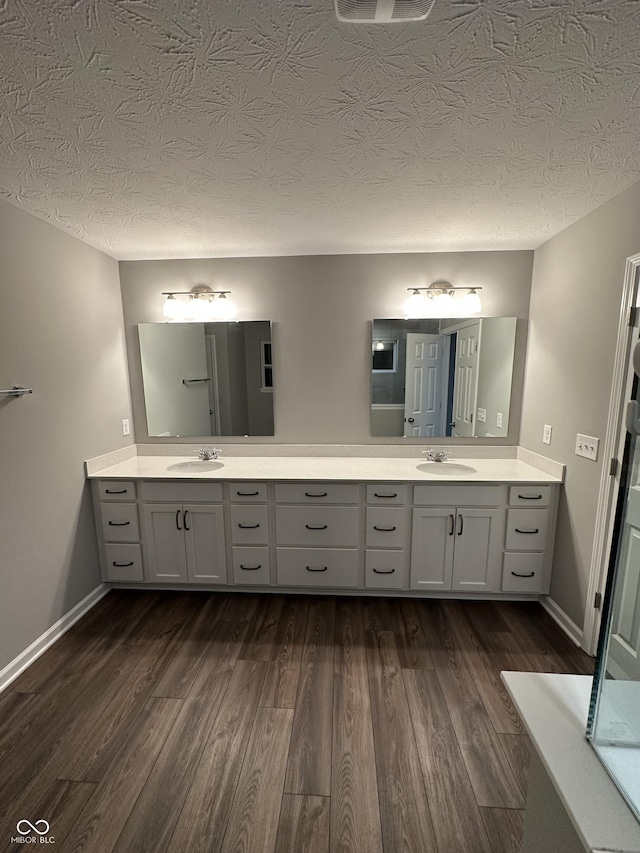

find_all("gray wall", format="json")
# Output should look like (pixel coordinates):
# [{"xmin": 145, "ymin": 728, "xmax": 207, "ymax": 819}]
[
  {"xmin": 521, "ymin": 180, "xmax": 640, "ymax": 630},
  {"xmin": 476, "ymin": 317, "xmax": 517, "ymax": 439},
  {"xmin": 119, "ymin": 251, "xmax": 533, "ymax": 444},
  {"xmin": 0, "ymin": 200, "xmax": 133, "ymax": 673}
]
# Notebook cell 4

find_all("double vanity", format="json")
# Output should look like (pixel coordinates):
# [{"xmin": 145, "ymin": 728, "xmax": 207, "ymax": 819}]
[{"xmin": 88, "ymin": 447, "xmax": 563, "ymax": 600}]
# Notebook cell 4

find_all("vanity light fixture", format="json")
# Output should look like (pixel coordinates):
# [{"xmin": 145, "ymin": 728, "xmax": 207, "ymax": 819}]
[
  {"xmin": 403, "ymin": 282, "xmax": 483, "ymax": 318},
  {"xmin": 161, "ymin": 286, "xmax": 237, "ymax": 322}
]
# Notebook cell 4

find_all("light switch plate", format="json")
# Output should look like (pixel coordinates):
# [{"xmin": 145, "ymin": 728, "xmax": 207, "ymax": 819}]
[
  {"xmin": 543, "ymin": 424, "xmax": 552, "ymax": 445},
  {"xmin": 496, "ymin": 412, "xmax": 503, "ymax": 428},
  {"xmin": 477, "ymin": 408, "xmax": 486, "ymax": 424},
  {"xmin": 122, "ymin": 418, "xmax": 130, "ymax": 436},
  {"xmin": 575, "ymin": 433, "xmax": 599, "ymax": 461}
]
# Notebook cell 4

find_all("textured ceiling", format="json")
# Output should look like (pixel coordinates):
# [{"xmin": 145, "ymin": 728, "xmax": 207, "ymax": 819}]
[{"xmin": 0, "ymin": 0, "xmax": 639, "ymax": 260}]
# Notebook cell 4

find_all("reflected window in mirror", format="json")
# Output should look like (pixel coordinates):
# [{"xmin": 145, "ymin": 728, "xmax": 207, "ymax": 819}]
[
  {"xmin": 370, "ymin": 317, "xmax": 517, "ymax": 439},
  {"xmin": 139, "ymin": 321, "xmax": 274, "ymax": 437},
  {"xmin": 372, "ymin": 339, "xmax": 398, "ymax": 373}
]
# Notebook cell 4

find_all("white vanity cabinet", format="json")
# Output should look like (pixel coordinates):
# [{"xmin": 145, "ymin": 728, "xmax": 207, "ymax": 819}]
[
  {"xmin": 410, "ymin": 485, "xmax": 506, "ymax": 593},
  {"xmin": 97, "ymin": 481, "xmax": 144, "ymax": 583},
  {"xmin": 501, "ymin": 485, "xmax": 556, "ymax": 594},
  {"xmin": 140, "ymin": 482, "xmax": 226, "ymax": 584},
  {"xmin": 229, "ymin": 482, "xmax": 271, "ymax": 586}
]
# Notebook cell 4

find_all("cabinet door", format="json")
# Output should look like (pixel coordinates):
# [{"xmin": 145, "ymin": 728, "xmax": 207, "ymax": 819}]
[
  {"xmin": 143, "ymin": 504, "xmax": 188, "ymax": 582},
  {"xmin": 184, "ymin": 504, "xmax": 227, "ymax": 583},
  {"xmin": 410, "ymin": 507, "xmax": 455, "ymax": 590},
  {"xmin": 451, "ymin": 508, "xmax": 503, "ymax": 592}
]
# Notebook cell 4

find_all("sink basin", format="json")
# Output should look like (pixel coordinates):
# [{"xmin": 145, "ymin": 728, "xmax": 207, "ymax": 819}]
[
  {"xmin": 167, "ymin": 460, "xmax": 224, "ymax": 472},
  {"xmin": 417, "ymin": 462, "xmax": 477, "ymax": 476}
]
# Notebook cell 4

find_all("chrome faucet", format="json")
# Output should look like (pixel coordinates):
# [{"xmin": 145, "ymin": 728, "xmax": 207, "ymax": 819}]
[
  {"xmin": 422, "ymin": 449, "xmax": 448, "ymax": 463},
  {"xmin": 196, "ymin": 448, "xmax": 221, "ymax": 461}
]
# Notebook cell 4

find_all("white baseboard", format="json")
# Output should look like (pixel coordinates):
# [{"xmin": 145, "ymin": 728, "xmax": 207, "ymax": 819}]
[
  {"xmin": 0, "ymin": 584, "xmax": 109, "ymax": 694},
  {"xmin": 541, "ymin": 595, "xmax": 585, "ymax": 649}
]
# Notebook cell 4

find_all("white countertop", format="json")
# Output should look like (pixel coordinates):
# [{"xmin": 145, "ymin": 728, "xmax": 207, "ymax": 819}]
[
  {"xmin": 502, "ymin": 672, "xmax": 640, "ymax": 853},
  {"xmin": 87, "ymin": 454, "xmax": 562, "ymax": 483}
]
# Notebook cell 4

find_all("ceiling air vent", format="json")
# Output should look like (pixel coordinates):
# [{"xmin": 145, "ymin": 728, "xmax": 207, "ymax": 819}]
[{"xmin": 335, "ymin": 0, "xmax": 435, "ymax": 23}]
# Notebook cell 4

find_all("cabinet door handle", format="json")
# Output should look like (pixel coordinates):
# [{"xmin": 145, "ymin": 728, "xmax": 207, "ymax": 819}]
[
  {"xmin": 112, "ymin": 561, "xmax": 134, "ymax": 567},
  {"xmin": 305, "ymin": 524, "xmax": 328, "ymax": 530},
  {"xmin": 306, "ymin": 565, "xmax": 328, "ymax": 572},
  {"xmin": 374, "ymin": 492, "xmax": 397, "ymax": 498},
  {"xmin": 511, "ymin": 571, "xmax": 535, "ymax": 578},
  {"xmin": 305, "ymin": 492, "xmax": 328, "ymax": 497},
  {"xmin": 240, "ymin": 564, "xmax": 262, "ymax": 571},
  {"xmin": 517, "ymin": 494, "xmax": 543, "ymax": 500},
  {"xmin": 449, "ymin": 513, "xmax": 455, "ymax": 535},
  {"xmin": 105, "ymin": 489, "xmax": 127, "ymax": 494},
  {"xmin": 373, "ymin": 567, "xmax": 395, "ymax": 574},
  {"xmin": 373, "ymin": 525, "xmax": 397, "ymax": 532},
  {"xmin": 515, "ymin": 528, "xmax": 539, "ymax": 534},
  {"xmin": 108, "ymin": 520, "xmax": 130, "ymax": 526},
  {"xmin": 183, "ymin": 510, "xmax": 190, "ymax": 531},
  {"xmin": 458, "ymin": 514, "xmax": 464, "ymax": 535},
  {"xmin": 236, "ymin": 491, "xmax": 259, "ymax": 496},
  {"xmin": 176, "ymin": 509, "xmax": 182, "ymax": 531},
  {"xmin": 238, "ymin": 523, "xmax": 260, "ymax": 529}
]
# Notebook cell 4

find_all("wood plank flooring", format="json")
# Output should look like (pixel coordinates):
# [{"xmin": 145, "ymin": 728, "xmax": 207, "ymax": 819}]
[{"xmin": 1, "ymin": 592, "xmax": 593, "ymax": 853}]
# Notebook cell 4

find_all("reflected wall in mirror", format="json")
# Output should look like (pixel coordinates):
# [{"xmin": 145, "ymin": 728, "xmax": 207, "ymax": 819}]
[
  {"xmin": 371, "ymin": 317, "xmax": 517, "ymax": 438},
  {"xmin": 139, "ymin": 321, "xmax": 274, "ymax": 437}
]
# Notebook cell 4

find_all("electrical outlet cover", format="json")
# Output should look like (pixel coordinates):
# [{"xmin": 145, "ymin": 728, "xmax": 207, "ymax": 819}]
[{"xmin": 543, "ymin": 424, "xmax": 552, "ymax": 445}]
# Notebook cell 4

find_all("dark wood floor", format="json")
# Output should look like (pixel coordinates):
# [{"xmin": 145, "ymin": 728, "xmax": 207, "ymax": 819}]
[{"xmin": 1, "ymin": 591, "xmax": 593, "ymax": 853}]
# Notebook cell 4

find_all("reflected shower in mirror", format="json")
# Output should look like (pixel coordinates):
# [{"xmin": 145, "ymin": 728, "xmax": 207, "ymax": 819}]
[
  {"xmin": 371, "ymin": 317, "xmax": 517, "ymax": 438},
  {"xmin": 139, "ymin": 321, "xmax": 274, "ymax": 437}
]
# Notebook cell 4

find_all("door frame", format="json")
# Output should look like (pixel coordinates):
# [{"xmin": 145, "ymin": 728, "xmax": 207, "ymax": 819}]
[{"xmin": 584, "ymin": 252, "xmax": 640, "ymax": 655}]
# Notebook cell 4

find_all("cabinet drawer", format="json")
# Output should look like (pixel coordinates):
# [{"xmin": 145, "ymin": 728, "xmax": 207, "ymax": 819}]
[
  {"xmin": 275, "ymin": 483, "xmax": 359, "ymax": 504},
  {"xmin": 413, "ymin": 484, "xmax": 505, "ymax": 507},
  {"xmin": 275, "ymin": 506, "xmax": 359, "ymax": 547},
  {"xmin": 501, "ymin": 553, "xmax": 546, "ymax": 593},
  {"xmin": 365, "ymin": 507, "xmax": 406, "ymax": 549},
  {"xmin": 230, "ymin": 483, "xmax": 268, "ymax": 503},
  {"xmin": 98, "ymin": 481, "xmax": 137, "ymax": 501},
  {"xmin": 232, "ymin": 547, "xmax": 271, "ymax": 585},
  {"xmin": 101, "ymin": 503, "xmax": 140, "ymax": 542},
  {"xmin": 140, "ymin": 481, "xmax": 223, "ymax": 503},
  {"xmin": 505, "ymin": 509, "xmax": 548, "ymax": 551},
  {"xmin": 104, "ymin": 543, "xmax": 144, "ymax": 582},
  {"xmin": 365, "ymin": 550, "xmax": 404, "ymax": 589},
  {"xmin": 366, "ymin": 485, "xmax": 407, "ymax": 505},
  {"xmin": 508, "ymin": 485, "xmax": 551, "ymax": 507},
  {"xmin": 230, "ymin": 506, "xmax": 269, "ymax": 545},
  {"xmin": 276, "ymin": 548, "xmax": 358, "ymax": 588}
]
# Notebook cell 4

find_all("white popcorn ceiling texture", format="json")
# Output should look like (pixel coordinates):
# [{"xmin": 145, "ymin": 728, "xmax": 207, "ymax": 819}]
[{"xmin": 0, "ymin": 0, "xmax": 639, "ymax": 260}]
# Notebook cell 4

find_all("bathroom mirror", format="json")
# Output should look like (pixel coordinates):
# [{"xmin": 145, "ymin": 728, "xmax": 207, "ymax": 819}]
[
  {"xmin": 371, "ymin": 317, "xmax": 517, "ymax": 438},
  {"xmin": 139, "ymin": 321, "xmax": 274, "ymax": 437}
]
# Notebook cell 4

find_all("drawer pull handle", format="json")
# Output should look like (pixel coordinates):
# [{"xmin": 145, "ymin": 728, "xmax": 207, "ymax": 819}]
[
  {"xmin": 183, "ymin": 510, "xmax": 190, "ymax": 531},
  {"xmin": 373, "ymin": 525, "xmax": 397, "ymax": 532},
  {"xmin": 112, "ymin": 561, "xmax": 134, "ymax": 567},
  {"xmin": 449, "ymin": 513, "xmax": 455, "ymax": 536},
  {"xmin": 108, "ymin": 520, "xmax": 130, "ymax": 526},
  {"xmin": 511, "ymin": 571, "xmax": 535, "ymax": 578},
  {"xmin": 517, "ymin": 494, "xmax": 543, "ymax": 500},
  {"xmin": 237, "ymin": 491, "xmax": 260, "ymax": 496},
  {"xmin": 515, "ymin": 528, "xmax": 539, "ymax": 534},
  {"xmin": 373, "ymin": 568, "xmax": 395, "ymax": 575},
  {"xmin": 305, "ymin": 492, "xmax": 328, "ymax": 497},
  {"xmin": 305, "ymin": 524, "xmax": 328, "ymax": 530},
  {"xmin": 458, "ymin": 514, "xmax": 464, "ymax": 535},
  {"xmin": 374, "ymin": 492, "xmax": 398, "ymax": 498},
  {"xmin": 176, "ymin": 509, "xmax": 182, "ymax": 531},
  {"xmin": 238, "ymin": 523, "xmax": 260, "ymax": 529},
  {"xmin": 240, "ymin": 564, "xmax": 262, "ymax": 571},
  {"xmin": 105, "ymin": 489, "xmax": 127, "ymax": 494},
  {"xmin": 306, "ymin": 565, "xmax": 328, "ymax": 572}
]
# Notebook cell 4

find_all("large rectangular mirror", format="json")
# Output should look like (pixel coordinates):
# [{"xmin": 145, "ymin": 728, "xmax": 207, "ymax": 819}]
[
  {"xmin": 371, "ymin": 317, "xmax": 517, "ymax": 438},
  {"xmin": 139, "ymin": 321, "xmax": 274, "ymax": 437}
]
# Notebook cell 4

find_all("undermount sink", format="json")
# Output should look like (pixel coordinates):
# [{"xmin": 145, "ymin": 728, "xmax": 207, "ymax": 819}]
[
  {"xmin": 167, "ymin": 460, "xmax": 224, "ymax": 472},
  {"xmin": 417, "ymin": 462, "xmax": 477, "ymax": 476}
]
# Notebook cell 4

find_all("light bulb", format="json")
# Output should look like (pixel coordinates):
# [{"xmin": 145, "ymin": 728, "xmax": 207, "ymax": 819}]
[
  {"xmin": 403, "ymin": 290, "xmax": 429, "ymax": 318},
  {"xmin": 463, "ymin": 289, "xmax": 482, "ymax": 314},
  {"xmin": 211, "ymin": 293, "xmax": 237, "ymax": 320},
  {"xmin": 162, "ymin": 294, "xmax": 180, "ymax": 320},
  {"xmin": 432, "ymin": 290, "xmax": 454, "ymax": 311},
  {"xmin": 374, "ymin": 340, "xmax": 385, "ymax": 351}
]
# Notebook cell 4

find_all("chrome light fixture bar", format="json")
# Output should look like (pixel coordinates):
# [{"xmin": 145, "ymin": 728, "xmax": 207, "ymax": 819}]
[
  {"xmin": 161, "ymin": 286, "xmax": 237, "ymax": 321},
  {"xmin": 403, "ymin": 281, "xmax": 482, "ymax": 318}
]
